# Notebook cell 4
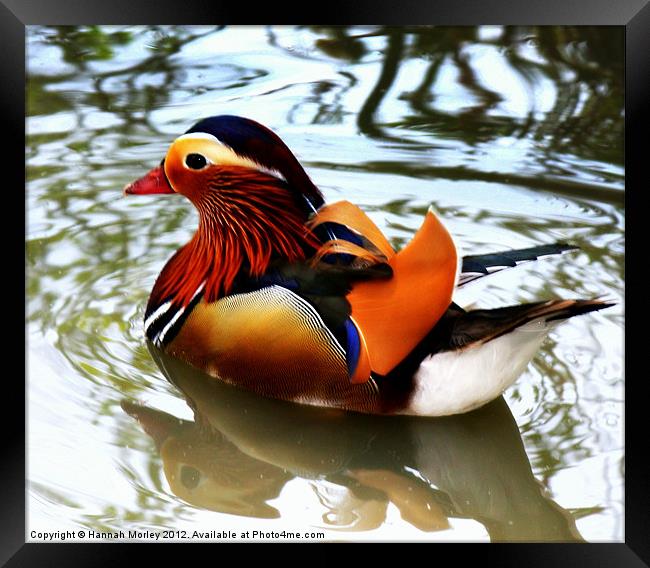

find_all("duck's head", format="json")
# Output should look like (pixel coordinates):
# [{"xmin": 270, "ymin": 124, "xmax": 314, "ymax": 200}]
[
  {"xmin": 121, "ymin": 400, "xmax": 290, "ymax": 518},
  {"xmin": 124, "ymin": 114, "xmax": 324, "ymax": 212},
  {"xmin": 125, "ymin": 116, "xmax": 325, "ymax": 305}
]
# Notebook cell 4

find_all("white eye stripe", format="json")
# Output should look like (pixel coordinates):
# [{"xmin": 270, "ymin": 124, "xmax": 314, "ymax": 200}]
[
  {"xmin": 176, "ymin": 132, "xmax": 221, "ymax": 143},
  {"xmin": 252, "ymin": 164, "xmax": 286, "ymax": 182},
  {"xmin": 174, "ymin": 133, "xmax": 286, "ymax": 182}
]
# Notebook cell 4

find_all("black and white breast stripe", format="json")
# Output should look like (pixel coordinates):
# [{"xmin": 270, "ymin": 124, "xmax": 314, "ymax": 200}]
[{"xmin": 144, "ymin": 282, "xmax": 206, "ymax": 347}]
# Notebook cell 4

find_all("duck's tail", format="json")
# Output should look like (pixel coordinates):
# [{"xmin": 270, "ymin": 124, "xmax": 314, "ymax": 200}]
[{"xmin": 449, "ymin": 298, "xmax": 615, "ymax": 348}]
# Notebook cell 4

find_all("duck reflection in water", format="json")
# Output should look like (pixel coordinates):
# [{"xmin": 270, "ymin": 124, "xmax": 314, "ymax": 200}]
[{"xmin": 122, "ymin": 343, "xmax": 586, "ymax": 541}]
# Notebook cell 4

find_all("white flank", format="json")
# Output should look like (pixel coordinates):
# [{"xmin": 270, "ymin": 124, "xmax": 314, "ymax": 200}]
[{"xmin": 403, "ymin": 318, "xmax": 559, "ymax": 417}]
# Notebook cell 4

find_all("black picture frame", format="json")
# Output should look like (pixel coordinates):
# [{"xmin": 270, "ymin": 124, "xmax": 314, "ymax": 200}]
[{"xmin": 8, "ymin": 0, "xmax": 645, "ymax": 564}]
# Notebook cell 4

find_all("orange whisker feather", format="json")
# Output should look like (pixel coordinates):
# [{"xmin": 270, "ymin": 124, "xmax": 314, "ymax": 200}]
[{"xmin": 149, "ymin": 169, "xmax": 321, "ymax": 309}]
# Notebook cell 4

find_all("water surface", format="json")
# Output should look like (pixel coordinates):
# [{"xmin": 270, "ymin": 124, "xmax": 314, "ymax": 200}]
[{"xmin": 27, "ymin": 25, "xmax": 624, "ymax": 541}]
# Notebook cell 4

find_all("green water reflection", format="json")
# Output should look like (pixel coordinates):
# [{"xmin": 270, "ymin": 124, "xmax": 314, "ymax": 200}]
[{"xmin": 27, "ymin": 25, "xmax": 623, "ymax": 541}]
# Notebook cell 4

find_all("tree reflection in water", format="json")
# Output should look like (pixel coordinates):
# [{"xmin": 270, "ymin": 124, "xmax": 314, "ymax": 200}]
[{"xmin": 298, "ymin": 26, "xmax": 623, "ymax": 166}]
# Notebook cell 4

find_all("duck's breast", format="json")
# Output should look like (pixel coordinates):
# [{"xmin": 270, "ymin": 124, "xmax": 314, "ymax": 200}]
[{"xmin": 166, "ymin": 285, "xmax": 381, "ymax": 412}]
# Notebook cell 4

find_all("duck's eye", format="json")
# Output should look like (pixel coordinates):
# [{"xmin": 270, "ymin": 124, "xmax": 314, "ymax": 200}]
[
  {"xmin": 185, "ymin": 153, "xmax": 208, "ymax": 170},
  {"xmin": 180, "ymin": 465, "xmax": 201, "ymax": 489}
]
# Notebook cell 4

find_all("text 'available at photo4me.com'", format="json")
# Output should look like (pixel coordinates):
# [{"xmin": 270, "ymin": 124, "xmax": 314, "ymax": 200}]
[{"xmin": 30, "ymin": 528, "xmax": 327, "ymax": 541}]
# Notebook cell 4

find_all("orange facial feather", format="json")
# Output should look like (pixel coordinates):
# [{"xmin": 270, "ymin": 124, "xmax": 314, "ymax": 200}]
[{"xmin": 150, "ymin": 168, "xmax": 320, "ymax": 308}]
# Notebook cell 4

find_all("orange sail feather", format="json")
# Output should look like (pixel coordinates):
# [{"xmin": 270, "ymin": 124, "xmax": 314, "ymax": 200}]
[
  {"xmin": 312, "ymin": 203, "xmax": 458, "ymax": 377},
  {"xmin": 309, "ymin": 200, "xmax": 396, "ymax": 259}
]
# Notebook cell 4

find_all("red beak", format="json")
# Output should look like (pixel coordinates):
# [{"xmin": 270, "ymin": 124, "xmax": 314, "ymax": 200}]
[
  {"xmin": 123, "ymin": 165, "xmax": 175, "ymax": 195},
  {"xmin": 121, "ymin": 400, "xmax": 187, "ymax": 449}
]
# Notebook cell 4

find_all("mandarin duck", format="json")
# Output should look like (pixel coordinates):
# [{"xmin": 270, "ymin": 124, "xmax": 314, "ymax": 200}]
[{"xmin": 125, "ymin": 115, "xmax": 612, "ymax": 416}]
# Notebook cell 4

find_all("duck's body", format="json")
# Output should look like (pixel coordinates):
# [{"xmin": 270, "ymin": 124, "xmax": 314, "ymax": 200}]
[{"xmin": 126, "ymin": 115, "xmax": 611, "ymax": 416}]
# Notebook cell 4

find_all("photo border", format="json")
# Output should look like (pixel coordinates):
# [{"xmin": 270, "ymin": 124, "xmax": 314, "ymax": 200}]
[{"xmin": 8, "ymin": 0, "xmax": 645, "ymax": 563}]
